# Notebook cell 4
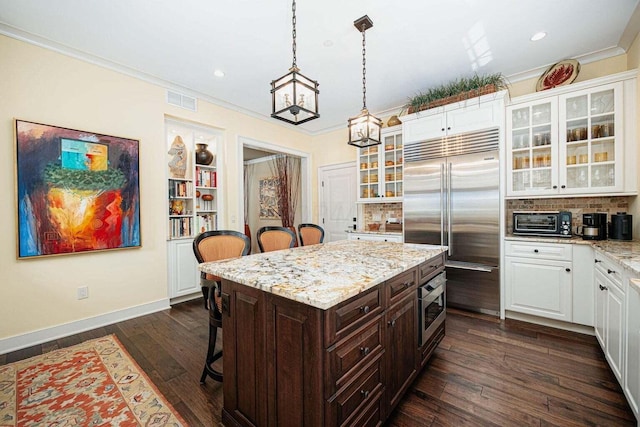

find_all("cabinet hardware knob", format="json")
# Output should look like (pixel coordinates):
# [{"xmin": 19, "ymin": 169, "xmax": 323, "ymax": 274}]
[
  {"xmin": 360, "ymin": 305, "xmax": 370, "ymax": 314},
  {"xmin": 404, "ymin": 282, "xmax": 411, "ymax": 288},
  {"xmin": 388, "ymin": 319, "xmax": 396, "ymax": 327},
  {"xmin": 361, "ymin": 390, "xmax": 370, "ymax": 399},
  {"xmin": 599, "ymin": 284, "xmax": 608, "ymax": 291},
  {"xmin": 595, "ymin": 259, "xmax": 601, "ymax": 263},
  {"xmin": 607, "ymin": 269, "xmax": 615, "ymax": 274},
  {"xmin": 534, "ymin": 249, "xmax": 539, "ymax": 253},
  {"xmin": 565, "ymin": 268, "xmax": 571, "ymax": 272},
  {"xmin": 441, "ymin": 128, "xmax": 445, "ymax": 132},
  {"xmin": 553, "ymin": 185, "xmax": 558, "ymax": 189},
  {"xmin": 360, "ymin": 346, "xmax": 370, "ymax": 356},
  {"xmin": 561, "ymin": 185, "xmax": 566, "ymax": 189},
  {"xmin": 447, "ymin": 127, "xmax": 451, "ymax": 130},
  {"xmin": 384, "ymin": 239, "xmax": 388, "ymax": 242}
]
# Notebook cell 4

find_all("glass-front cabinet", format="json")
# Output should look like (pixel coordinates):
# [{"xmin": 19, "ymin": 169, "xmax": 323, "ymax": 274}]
[
  {"xmin": 559, "ymin": 83, "xmax": 623, "ymax": 193},
  {"xmin": 357, "ymin": 126, "xmax": 403, "ymax": 202},
  {"xmin": 507, "ymin": 78, "xmax": 630, "ymax": 197},
  {"xmin": 508, "ymin": 99, "xmax": 558, "ymax": 195}
]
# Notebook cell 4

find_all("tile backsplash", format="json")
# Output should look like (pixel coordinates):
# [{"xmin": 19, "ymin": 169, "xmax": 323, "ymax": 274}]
[
  {"xmin": 506, "ymin": 196, "xmax": 631, "ymax": 233},
  {"xmin": 362, "ymin": 202, "xmax": 403, "ymax": 231}
]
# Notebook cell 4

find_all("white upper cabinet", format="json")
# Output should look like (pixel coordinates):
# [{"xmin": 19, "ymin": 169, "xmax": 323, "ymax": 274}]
[
  {"xmin": 506, "ymin": 71, "xmax": 637, "ymax": 198},
  {"xmin": 402, "ymin": 91, "xmax": 506, "ymax": 143}
]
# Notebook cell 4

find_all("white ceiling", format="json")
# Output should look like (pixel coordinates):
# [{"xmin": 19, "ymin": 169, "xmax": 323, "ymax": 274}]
[{"xmin": 1, "ymin": 0, "xmax": 639, "ymax": 135}]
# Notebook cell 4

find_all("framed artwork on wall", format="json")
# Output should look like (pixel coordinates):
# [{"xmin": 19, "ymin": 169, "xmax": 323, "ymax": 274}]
[
  {"xmin": 15, "ymin": 119, "xmax": 141, "ymax": 259},
  {"xmin": 259, "ymin": 177, "xmax": 280, "ymax": 219}
]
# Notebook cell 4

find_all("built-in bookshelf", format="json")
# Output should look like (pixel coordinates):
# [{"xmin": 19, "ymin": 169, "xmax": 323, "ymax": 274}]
[{"xmin": 165, "ymin": 118, "xmax": 224, "ymax": 299}]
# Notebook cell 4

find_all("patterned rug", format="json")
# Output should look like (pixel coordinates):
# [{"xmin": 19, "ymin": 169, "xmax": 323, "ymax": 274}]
[{"xmin": 0, "ymin": 335, "xmax": 186, "ymax": 426}]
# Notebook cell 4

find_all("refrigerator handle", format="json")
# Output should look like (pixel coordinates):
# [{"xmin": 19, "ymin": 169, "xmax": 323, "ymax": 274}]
[
  {"xmin": 440, "ymin": 163, "xmax": 445, "ymax": 248},
  {"xmin": 447, "ymin": 162, "xmax": 452, "ymax": 257}
]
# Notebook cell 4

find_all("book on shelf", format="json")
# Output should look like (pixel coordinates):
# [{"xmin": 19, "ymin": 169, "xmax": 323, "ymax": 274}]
[
  {"xmin": 196, "ymin": 168, "xmax": 217, "ymax": 188},
  {"xmin": 169, "ymin": 217, "xmax": 192, "ymax": 238},
  {"xmin": 195, "ymin": 213, "xmax": 217, "ymax": 234},
  {"xmin": 168, "ymin": 180, "xmax": 193, "ymax": 198}
]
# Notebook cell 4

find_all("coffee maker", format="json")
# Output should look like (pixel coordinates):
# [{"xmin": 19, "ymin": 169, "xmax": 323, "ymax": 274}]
[{"xmin": 581, "ymin": 212, "xmax": 607, "ymax": 240}]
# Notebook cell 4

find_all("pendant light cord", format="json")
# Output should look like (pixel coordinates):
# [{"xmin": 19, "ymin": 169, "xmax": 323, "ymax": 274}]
[
  {"xmin": 291, "ymin": 0, "xmax": 297, "ymax": 68},
  {"xmin": 361, "ymin": 23, "xmax": 367, "ymax": 110}
]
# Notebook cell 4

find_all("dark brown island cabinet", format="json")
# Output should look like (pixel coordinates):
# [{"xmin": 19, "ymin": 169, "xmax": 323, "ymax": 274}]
[{"xmin": 220, "ymin": 252, "xmax": 445, "ymax": 427}]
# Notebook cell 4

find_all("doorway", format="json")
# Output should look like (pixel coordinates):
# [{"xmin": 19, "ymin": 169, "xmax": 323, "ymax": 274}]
[
  {"xmin": 318, "ymin": 162, "xmax": 357, "ymax": 242},
  {"xmin": 238, "ymin": 137, "xmax": 311, "ymax": 253}
]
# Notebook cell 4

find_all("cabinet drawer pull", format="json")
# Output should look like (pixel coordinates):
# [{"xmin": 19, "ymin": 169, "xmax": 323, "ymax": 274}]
[
  {"xmin": 565, "ymin": 268, "xmax": 571, "ymax": 272},
  {"xmin": 361, "ymin": 390, "xmax": 370, "ymax": 399},
  {"xmin": 360, "ymin": 305, "xmax": 370, "ymax": 314},
  {"xmin": 599, "ymin": 284, "xmax": 608, "ymax": 291},
  {"xmin": 607, "ymin": 269, "xmax": 615, "ymax": 274},
  {"xmin": 360, "ymin": 346, "xmax": 370, "ymax": 356},
  {"xmin": 561, "ymin": 185, "xmax": 566, "ymax": 189},
  {"xmin": 403, "ymin": 282, "xmax": 411, "ymax": 288},
  {"xmin": 595, "ymin": 259, "xmax": 601, "ymax": 263},
  {"xmin": 388, "ymin": 319, "xmax": 396, "ymax": 327},
  {"xmin": 552, "ymin": 185, "xmax": 558, "ymax": 189},
  {"xmin": 534, "ymin": 249, "xmax": 539, "ymax": 253}
]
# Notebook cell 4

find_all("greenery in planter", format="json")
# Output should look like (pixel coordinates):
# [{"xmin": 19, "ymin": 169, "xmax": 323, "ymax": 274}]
[{"xmin": 406, "ymin": 73, "xmax": 507, "ymax": 113}]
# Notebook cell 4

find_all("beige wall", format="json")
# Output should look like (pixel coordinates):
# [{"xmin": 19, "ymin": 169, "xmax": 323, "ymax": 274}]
[{"xmin": 0, "ymin": 35, "xmax": 311, "ymax": 341}]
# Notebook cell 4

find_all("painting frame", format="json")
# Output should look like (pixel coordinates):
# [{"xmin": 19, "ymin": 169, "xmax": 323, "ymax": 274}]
[
  {"xmin": 259, "ymin": 176, "xmax": 280, "ymax": 219},
  {"xmin": 15, "ymin": 119, "xmax": 141, "ymax": 259}
]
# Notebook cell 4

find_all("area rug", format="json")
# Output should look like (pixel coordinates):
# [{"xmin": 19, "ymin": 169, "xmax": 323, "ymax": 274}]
[{"xmin": 0, "ymin": 335, "xmax": 186, "ymax": 426}]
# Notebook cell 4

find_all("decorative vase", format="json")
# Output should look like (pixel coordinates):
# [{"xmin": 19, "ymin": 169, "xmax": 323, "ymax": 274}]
[
  {"xmin": 195, "ymin": 143, "xmax": 214, "ymax": 165},
  {"xmin": 387, "ymin": 115, "xmax": 402, "ymax": 127}
]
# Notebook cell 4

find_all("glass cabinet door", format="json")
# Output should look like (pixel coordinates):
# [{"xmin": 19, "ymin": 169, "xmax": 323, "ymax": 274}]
[
  {"xmin": 508, "ymin": 99, "xmax": 557, "ymax": 195},
  {"xmin": 382, "ymin": 132, "xmax": 403, "ymax": 199},
  {"xmin": 358, "ymin": 145, "xmax": 380, "ymax": 200},
  {"xmin": 357, "ymin": 128, "xmax": 403, "ymax": 202},
  {"xmin": 559, "ymin": 82, "xmax": 622, "ymax": 193}
]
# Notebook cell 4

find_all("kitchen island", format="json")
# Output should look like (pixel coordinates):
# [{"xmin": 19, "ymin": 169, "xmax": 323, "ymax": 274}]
[{"xmin": 199, "ymin": 240, "xmax": 446, "ymax": 427}]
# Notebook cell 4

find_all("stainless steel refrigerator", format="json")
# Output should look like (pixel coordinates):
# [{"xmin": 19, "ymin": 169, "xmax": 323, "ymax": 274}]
[{"xmin": 404, "ymin": 128, "xmax": 500, "ymax": 316}]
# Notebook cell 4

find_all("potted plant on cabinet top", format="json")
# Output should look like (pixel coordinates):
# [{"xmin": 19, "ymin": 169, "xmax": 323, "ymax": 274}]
[{"xmin": 406, "ymin": 73, "xmax": 507, "ymax": 114}]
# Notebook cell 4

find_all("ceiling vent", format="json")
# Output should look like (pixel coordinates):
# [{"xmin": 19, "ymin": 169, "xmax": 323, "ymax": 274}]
[{"xmin": 166, "ymin": 90, "xmax": 197, "ymax": 112}]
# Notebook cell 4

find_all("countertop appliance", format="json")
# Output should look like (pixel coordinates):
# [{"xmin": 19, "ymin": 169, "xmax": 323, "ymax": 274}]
[
  {"xmin": 404, "ymin": 128, "xmax": 500, "ymax": 316},
  {"xmin": 581, "ymin": 212, "xmax": 607, "ymax": 240},
  {"xmin": 609, "ymin": 212, "xmax": 633, "ymax": 240},
  {"xmin": 512, "ymin": 211, "xmax": 572, "ymax": 237}
]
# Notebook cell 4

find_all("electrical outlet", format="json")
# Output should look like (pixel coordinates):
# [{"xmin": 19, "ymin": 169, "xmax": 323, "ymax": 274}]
[{"xmin": 77, "ymin": 286, "xmax": 89, "ymax": 300}]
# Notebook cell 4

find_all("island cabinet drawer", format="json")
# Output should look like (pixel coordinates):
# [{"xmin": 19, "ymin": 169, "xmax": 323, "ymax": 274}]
[
  {"xmin": 325, "ymin": 317, "xmax": 384, "ymax": 398},
  {"xmin": 326, "ymin": 354, "xmax": 384, "ymax": 427},
  {"xmin": 387, "ymin": 268, "xmax": 417, "ymax": 306},
  {"xmin": 325, "ymin": 286, "xmax": 383, "ymax": 345},
  {"xmin": 419, "ymin": 253, "xmax": 445, "ymax": 283},
  {"xmin": 504, "ymin": 240, "xmax": 572, "ymax": 261}
]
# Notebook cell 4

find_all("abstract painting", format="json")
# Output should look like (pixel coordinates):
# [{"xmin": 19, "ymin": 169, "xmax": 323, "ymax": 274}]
[
  {"xmin": 15, "ymin": 120, "xmax": 141, "ymax": 258},
  {"xmin": 259, "ymin": 177, "xmax": 280, "ymax": 219}
]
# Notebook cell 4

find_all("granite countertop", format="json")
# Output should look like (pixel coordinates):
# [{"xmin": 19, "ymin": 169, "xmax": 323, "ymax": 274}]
[
  {"xmin": 199, "ymin": 240, "xmax": 446, "ymax": 310},
  {"xmin": 506, "ymin": 234, "xmax": 640, "ymax": 276},
  {"xmin": 347, "ymin": 229, "xmax": 403, "ymax": 235}
]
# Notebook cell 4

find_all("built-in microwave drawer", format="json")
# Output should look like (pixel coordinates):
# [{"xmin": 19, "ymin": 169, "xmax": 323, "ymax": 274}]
[{"xmin": 505, "ymin": 240, "xmax": 572, "ymax": 261}]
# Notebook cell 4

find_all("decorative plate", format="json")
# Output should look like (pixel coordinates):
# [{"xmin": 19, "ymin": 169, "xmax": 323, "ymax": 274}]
[{"xmin": 536, "ymin": 59, "xmax": 580, "ymax": 91}]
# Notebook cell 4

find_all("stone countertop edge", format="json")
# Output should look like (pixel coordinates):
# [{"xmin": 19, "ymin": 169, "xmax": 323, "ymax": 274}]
[
  {"xmin": 199, "ymin": 240, "xmax": 447, "ymax": 310},
  {"xmin": 629, "ymin": 277, "xmax": 640, "ymax": 293},
  {"xmin": 347, "ymin": 229, "xmax": 403, "ymax": 235},
  {"xmin": 506, "ymin": 234, "xmax": 640, "ymax": 276}
]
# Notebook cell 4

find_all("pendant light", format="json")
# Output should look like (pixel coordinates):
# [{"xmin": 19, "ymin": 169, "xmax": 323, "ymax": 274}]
[
  {"xmin": 270, "ymin": 0, "xmax": 319, "ymax": 125},
  {"xmin": 348, "ymin": 15, "xmax": 382, "ymax": 148}
]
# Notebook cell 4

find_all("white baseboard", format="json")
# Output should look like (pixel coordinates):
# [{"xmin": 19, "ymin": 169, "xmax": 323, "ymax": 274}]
[
  {"xmin": 505, "ymin": 310, "xmax": 595, "ymax": 336},
  {"xmin": 0, "ymin": 298, "xmax": 171, "ymax": 355}
]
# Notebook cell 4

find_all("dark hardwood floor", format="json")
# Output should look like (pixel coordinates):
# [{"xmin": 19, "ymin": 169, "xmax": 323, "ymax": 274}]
[{"xmin": 1, "ymin": 301, "xmax": 635, "ymax": 426}]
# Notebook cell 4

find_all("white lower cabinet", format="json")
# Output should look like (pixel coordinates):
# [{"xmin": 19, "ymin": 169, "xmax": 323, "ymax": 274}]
[
  {"xmin": 348, "ymin": 232, "xmax": 403, "ymax": 243},
  {"xmin": 167, "ymin": 239, "xmax": 200, "ymax": 299},
  {"xmin": 505, "ymin": 241, "xmax": 573, "ymax": 322},
  {"xmin": 625, "ymin": 279, "xmax": 640, "ymax": 421},
  {"xmin": 594, "ymin": 251, "xmax": 626, "ymax": 384}
]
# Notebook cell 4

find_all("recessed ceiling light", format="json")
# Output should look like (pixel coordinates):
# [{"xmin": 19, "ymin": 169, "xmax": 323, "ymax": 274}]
[
  {"xmin": 530, "ymin": 32, "xmax": 547, "ymax": 42},
  {"xmin": 213, "ymin": 69, "xmax": 225, "ymax": 77}
]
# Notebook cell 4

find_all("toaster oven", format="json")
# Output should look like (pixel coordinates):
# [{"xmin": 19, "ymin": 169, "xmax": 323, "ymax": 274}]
[{"xmin": 513, "ymin": 211, "xmax": 572, "ymax": 237}]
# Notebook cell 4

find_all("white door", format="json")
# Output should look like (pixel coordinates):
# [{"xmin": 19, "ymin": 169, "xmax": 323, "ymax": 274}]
[{"xmin": 319, "ymin": 162, "xmax": 357, "ymax": 242}]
